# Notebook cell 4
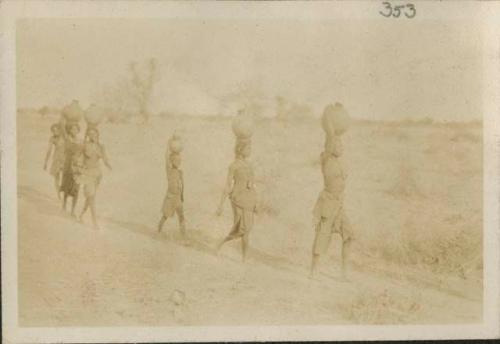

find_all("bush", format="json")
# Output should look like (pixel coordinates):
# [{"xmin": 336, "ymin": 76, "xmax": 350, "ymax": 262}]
[
  {"xmin": 450, "ymin": 130, "xmax": 481, "ymax": 143},
  {"xmin": 339, "ymin": 288, "xmax": 422, "ymax": 324},
  {"xmin": 386, "ymin": 164, "xmax": 424, "ymax": 199}
]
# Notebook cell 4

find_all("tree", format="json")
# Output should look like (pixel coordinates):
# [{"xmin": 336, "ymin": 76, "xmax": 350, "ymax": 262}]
[
  {"xmin": 39, "ymin": 106, "xmax": 50, "ymax": 118},
  {"xmin": 128, "ymin": 58, "xmax": 160, "ymax": 123},
  {"xmin": 91, "ymin": 57, "xmax": 160, "ymax": 124}
]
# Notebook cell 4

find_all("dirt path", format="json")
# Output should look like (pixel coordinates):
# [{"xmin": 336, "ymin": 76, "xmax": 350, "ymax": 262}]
[{"xmin": 18, "ymin": 183, "xmax": 481, "ymax": 326}]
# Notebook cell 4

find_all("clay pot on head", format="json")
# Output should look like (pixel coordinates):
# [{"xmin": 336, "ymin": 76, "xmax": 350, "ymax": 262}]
[
  {"xmin": 169, "ymin": 136, "xmax": 184, "ymax": 153},
  {"xmin": 321, "ymin": 102, "xmax": 351, "ymax": 136},
  {"xmin": 62, "ymin": 100, "xmax": 83, "ymax": 123},
  {"xmin": 232, "ymin": 113, "xmax": 254, "ymax": 139}
]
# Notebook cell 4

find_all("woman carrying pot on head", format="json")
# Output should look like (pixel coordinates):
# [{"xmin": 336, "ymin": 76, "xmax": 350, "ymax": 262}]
[
  {"xmin": 59, "ymin": 99, "xmax": 85, "ymax": 217},
  {"xmin": 216, "ymin": 136, "xmax": 257, "ymax": 262},
  {"xmin": 310, "ymin": 103, "xmax": 353, "ymax": 280},
  {"xmin": 78, "ymin": 127, "xmax": 111, "ymax": 229},
  {"xmin": 310, "ymin": 135, "xmax": 353, "ymax": 278},
  {"xmin": 59, "ymin": 121, "xmax": 83, "ymax": 217}
]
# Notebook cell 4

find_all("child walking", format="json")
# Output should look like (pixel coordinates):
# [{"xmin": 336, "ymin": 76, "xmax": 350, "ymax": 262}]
[
  {"xmin": 44, "ymin": 123, "xmax": 66, "ymax": 199},
  {"xmin": 78, "ymin": 127, "xmax": 112, "ymax": 229},
  {"xmin": 158, "ymin": 135, "xmax": 186, "ymax": 236}
]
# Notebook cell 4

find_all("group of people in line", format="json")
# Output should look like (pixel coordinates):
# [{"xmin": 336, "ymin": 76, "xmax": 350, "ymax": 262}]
[
  {"xmin": 44, "ymin": 101, "xmax": 353, "ymax": 279},
  {"xmin": 156, "ymin": 110, "xmax": 258, "ymax": 263},
  {"xmin": 44, "ymin": 100, "xmax": 111, "ymax": 229}
]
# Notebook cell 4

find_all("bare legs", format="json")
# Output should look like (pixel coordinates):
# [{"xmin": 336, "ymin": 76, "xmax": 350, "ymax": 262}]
[
  {"xmin": 60, "ymin": 172, "xmax": 78, "ymax": 218},
  {"xmin": 340, "ymin": 239, "xmax": 351, "ymax": 280},
  {"xmin": 217, "ymin": 232, "xmax": 248, "ymax": 262},
  {"xmin": 79, "ymin": 196, "xmax": 99, "ymax": 229},
  {"xmin": 309, "ymin": 215, "xmax": 351, "ymax": 280},
  {"xmin": 177, "ymin": 207, "xmax": 186, "ymax": 237},
  {"xmin": 71, "ymin": 195, "xmax": 78, "ymax": 218},
  {"xmin": 310, "ymin": 220, "xmax": 322, "ymax": 278},
  {"xmin": 158, "ymin": 207, "xmax": 186, "ymax": 236},
  {"xmin": 216, "ymin": 217, "xmax": 249, "ymax": 262},
  {"xmin": 216, "ymin": 215, "xmax": 239, "ymax": 251},
  {"xmin": 157, "ymin": 216, "xmax": 167, "ymax": 232},
  {"xmin": 309, "ymin": 254, "xmax": 320, "ymax": 278},
  {"xmin": 54, "ymin": 173, "xmax": 61, "ymax": 199},
  {"xmin": 62, "ymin": 193, "xmax": 78, "ymax": 218},
  {"xmin": 309, "ymin": 240, "xmax": 351, "ymax": 280},
  {"xmin": 216, "ymin": 233, "xmax": 233, "ymax": 251},
  {"xmin": 241, "ymin": 233, "xmax": 249, "ymax": 262}
]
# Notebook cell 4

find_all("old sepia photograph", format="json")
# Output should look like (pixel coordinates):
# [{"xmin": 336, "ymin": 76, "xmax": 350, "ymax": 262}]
[{"xmin": 1, "ymin": 0, "xmax": 499, "ymax": 342}]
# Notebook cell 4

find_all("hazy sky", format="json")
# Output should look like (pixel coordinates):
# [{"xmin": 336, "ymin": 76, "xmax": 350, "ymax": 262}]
[{"xmin": 17, "ymin": 18, "xmax": 482, "ymax": 120}]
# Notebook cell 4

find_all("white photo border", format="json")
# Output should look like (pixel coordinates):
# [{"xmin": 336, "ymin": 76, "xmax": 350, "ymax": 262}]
[{"xmin": 1, "ymin": 0, "xmax": 499, "ymax": 342}]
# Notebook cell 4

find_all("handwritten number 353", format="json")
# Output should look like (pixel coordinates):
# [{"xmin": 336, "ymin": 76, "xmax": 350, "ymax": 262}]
[{"xmin": 380, "ymin": 2, "xmax": 416, "ymax": 18}]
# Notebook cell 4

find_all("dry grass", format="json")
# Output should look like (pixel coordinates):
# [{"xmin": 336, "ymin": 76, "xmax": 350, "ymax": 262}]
[
  {"xmin": 339, "ymin": 288, "xmax": 422, "ymax": 324},
  {"xmin": 19, "ymin": 110, "xmax": 483, "ymax": 294}
]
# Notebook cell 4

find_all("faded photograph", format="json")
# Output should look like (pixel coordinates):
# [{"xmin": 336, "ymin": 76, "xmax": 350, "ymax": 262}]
[{"xmin": 16, "ymin": 18, "xmax": 483, "ymax": 327}]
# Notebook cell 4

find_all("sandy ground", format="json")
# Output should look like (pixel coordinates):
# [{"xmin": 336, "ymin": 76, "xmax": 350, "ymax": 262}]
[{"xmin": 17, "ymin": 111, "xmax": 483, "ymax": 325}]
